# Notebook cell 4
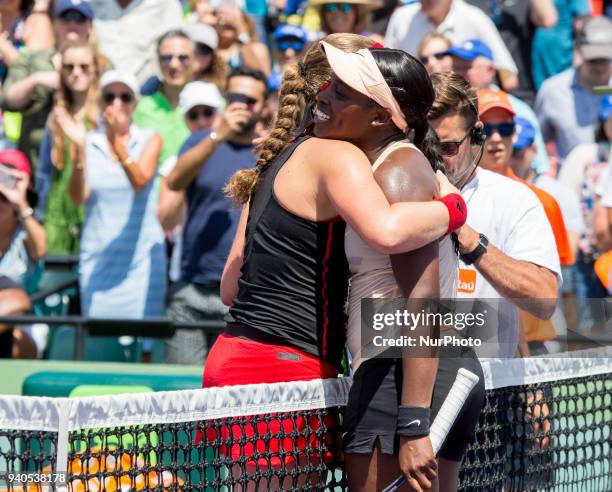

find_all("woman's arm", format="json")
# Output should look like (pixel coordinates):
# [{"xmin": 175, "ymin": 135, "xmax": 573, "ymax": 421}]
[
  {"xmin": 375, "ymin": 152, "xmax": 439, "ymax": 488},
  {"xmin": 68, "ymin": 144, "xmax": 89, "ymax": 205},
  {"xmin": 320, "ymin": 142, "xmax": 459, "ymax": 255},
  {"xmin": 113, "ymin": 133, "xmax": 162, "ymax": 192},
  {"xmin": 221, "ymin": 204, "xmax": 249, "ymax": 306}
]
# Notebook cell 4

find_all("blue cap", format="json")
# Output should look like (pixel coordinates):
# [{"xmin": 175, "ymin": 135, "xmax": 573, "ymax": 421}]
[
  {"xmin": 513, "ymin": 117, "xmax": 536, "ymax": 150},
  {"xmin": 272, "ymin": 24, "xmax": 308, "ymax": 44},
  {"xmin": 54, "ymin": 0, "xmax": 94, "ymax": 19},
  {"xmin": 445, "ymin": 39, "xmax": 493, "ymax": 62},
  {"xmin": 600, "ymin": 95, "xmax": 612, "ymax": 121},
  {"xmin": 267, "ymin": 72, "xmax": 282, "ymax": 92}
]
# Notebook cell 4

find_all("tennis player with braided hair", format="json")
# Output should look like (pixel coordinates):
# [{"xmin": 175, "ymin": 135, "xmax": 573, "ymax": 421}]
[{"xmin": 210, "ymin": 34, "xmax": 467, "ymax": 488}]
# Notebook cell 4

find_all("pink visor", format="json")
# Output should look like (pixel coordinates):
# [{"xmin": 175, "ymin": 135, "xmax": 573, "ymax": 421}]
[{"xmin": 320, "ymin": 41, "xmax": 407, "ymax": 132}]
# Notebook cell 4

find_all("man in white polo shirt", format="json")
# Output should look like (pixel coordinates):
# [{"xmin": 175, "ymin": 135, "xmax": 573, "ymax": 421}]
[
  {"xmin": 385, "ymin": 0, "xmax": 519, "ymax": 91},
  {"xmin": 427, "ymin": 72, "xmax": 561, "ymax": 357}
]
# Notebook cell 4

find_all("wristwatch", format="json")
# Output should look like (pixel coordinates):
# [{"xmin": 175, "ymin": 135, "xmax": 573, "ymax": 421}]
[{"xmin": 460, "ymin": 233, "xmax": 489, "ymax": 265}]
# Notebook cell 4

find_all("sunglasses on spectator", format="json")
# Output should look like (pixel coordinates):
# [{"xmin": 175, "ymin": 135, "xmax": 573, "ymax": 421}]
[
  {"xmin": 483, "ymin": 122, "xmax": 515, "ymax": 138},
  {"xmin": 323, "ymin": 3, "xmax": 353, "ymax": 13},
  {"xmin": 159, "ymin": 54, "xmax": 192, "ymax": 65},
  {"xmin": 439, "ymin": 129, "xmax": 472, "ymax": 157},
  {"xmin": 277, "ymin": 39, "xmax": 305, "ymax": 53},
  {"xmin": 187, "ymin": 106, "xmax": 216, "ymax": 121},
  {"xmin": 62, "ymin": 63, "xmax": 92, "ymax": 73},
  {"xmin": 102, "ymin": 92, "xmax": 134, "ymax": 104},
  {"xmin": 195, "ymin": 44, "xmax": 213, "ymax": 57},
  {"xmin": 226, "ymin": 92, "xmax": 258, "ymax": 106},
  {"xmin": 585, "ymin": 58, "xmax": 611, "ymax": 64},
  {"xmin": 419, "ymin": 52, "xmax": 448, "ymax": 64},
  {"xmin": 59, "ymin": 10, "xmax": 88, "ymax": 24}
]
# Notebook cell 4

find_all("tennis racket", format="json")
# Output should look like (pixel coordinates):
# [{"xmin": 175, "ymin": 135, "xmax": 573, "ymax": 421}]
[{"xmin": 381, "ymin": 367, "xmax": 480, "ymax": 492}]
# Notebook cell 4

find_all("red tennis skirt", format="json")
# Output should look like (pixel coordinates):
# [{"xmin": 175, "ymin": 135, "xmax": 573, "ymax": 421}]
[{"xmin": 199, "ymin": 333, "xmax": 339, "ymax": 467}]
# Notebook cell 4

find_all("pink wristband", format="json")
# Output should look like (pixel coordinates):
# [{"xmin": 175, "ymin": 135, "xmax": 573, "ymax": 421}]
[{"xmin": 435, "ymin": 193, "xmax": 467, "ymax": 234}]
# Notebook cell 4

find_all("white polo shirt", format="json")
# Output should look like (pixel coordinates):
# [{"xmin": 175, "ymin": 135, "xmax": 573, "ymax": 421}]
[
  {"xmin": 457, "ymin": 169, "xmax": 561, "ymax": 358},
  {"xmin": 90, "ymin": 0, "xmax": 184, "ymax": 84},
  {"xmin": 385, "ymin": 0, "xmax": 518, "ymax": 74}
]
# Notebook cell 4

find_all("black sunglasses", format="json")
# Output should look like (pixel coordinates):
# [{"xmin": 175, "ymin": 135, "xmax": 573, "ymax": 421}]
[
  {"xmin": 62, "ymin": 63, "xmax": 92, "ymax": 73},
  {"xmin": 483, "ymin": 122, "xmax": 515, "ymax": 138},
  {"xmin": 187, "ymin": 106, "xmax": 216, "ymax": 121},
  {"xmin": 59, "ymin": 10, "xmax": 88, "ymax": 24},
  {"xmin": 419, "ymin": 52, "xmax": 448, "ymax": 64},
  {"xmin": 159, "ymin": 54, "xmax": 192, "ymax": 65},
  {"xmin": 226, "ymin": 92, "xmax": 258, "ymax": 106},
  {"xmin": 439, "ymin": 129, "xmax": 472, "ymax": 157},
  {"xmin": 103, "ymin": 92, "xmax": 134, "ymax": 104}
]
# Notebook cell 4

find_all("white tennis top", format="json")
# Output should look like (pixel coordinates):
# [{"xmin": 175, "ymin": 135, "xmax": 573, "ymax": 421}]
[{"xmin": 345, "ymin": 140, "xmax": 457, "ymax": 372}]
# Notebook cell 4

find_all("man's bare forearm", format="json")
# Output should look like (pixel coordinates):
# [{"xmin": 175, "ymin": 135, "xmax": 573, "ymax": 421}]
[
  {"xmin": 167, "ymin": 135, "xmax": 220, "ymax": 191},
  {"xmin": 458, "ymin": 225, "xmax": 558, "ymax": 319}
]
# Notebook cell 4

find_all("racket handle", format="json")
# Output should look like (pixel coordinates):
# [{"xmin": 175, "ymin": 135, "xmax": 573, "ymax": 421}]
[{"xmin": 381, "ymin": 368, "xmax": 480, "ymax": 492}]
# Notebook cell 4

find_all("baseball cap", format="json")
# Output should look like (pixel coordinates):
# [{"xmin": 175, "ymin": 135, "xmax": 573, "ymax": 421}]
[
  {"xmin": 477, "ymin": 89, "xmax": 516, "ymax": 117},
  {"xmin": 272, "ymin": 24, "xmax": 308, "ymax": 44},
  {"xmin": 577, "ymin": 16, "xmax": 612, "ymax": 61},
  {"xmin": 513, "ymin": 117, "xmax": 536, "ymax": 150},
  {"xmin": 100, "ymin": 70, "xmax": 140, "ymax": 97},
  {"xmin": 179, "ymin": 82, "xmax": 225, "ymax": 114},
  {"xmin": 320, "ymin": 41, "xmax": 407, "ymax": 131},
  {"xmin": 185, "ymin": 23, "xmax": 219, "ymax": 50},
  {"xmin": 0, "ymin": 150, "xmax": 32, "ymax": 178},
  {"xmin": 267, "ymin": 71, "xmax": 282, "ymax": 93},
  {"xmin": 600, "ymin": 94, "xmax": 612, "ymax": 121},
  {"xmin": 444, "ymin": 39, "xmax": 493, "ymax": 62},
  {"xmin": 54, "ymin": 0, "xmax": 94, "ymax": 19}
]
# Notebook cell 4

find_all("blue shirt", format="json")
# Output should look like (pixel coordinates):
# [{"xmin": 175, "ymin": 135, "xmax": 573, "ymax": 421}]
[
  {"xmin": 180, "ymin": 131, "xmax": 256, "ymax": 284},
  {"xmin": 531, "ymin": 0, "xmax": 591, "ymax": 89},
  {"xmin": 535, "ymin": 68, "xmax": 608, "ymax": 160}
]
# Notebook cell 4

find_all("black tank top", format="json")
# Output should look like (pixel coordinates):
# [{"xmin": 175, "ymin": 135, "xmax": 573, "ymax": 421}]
[{"xmin": 226, "ymin": 137, "xmax": 349, "ymax": 369}]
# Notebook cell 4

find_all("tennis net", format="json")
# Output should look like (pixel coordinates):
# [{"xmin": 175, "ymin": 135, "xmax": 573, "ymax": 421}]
[{"xmin": 0, "ymin": 347, "xmax": 610, "ymax": 491}]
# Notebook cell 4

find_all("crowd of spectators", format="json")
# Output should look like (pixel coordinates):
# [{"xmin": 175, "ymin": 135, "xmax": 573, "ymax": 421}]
[{"xmin": 0, "ymin": 0, "xmax": 610, "ymax": 362}]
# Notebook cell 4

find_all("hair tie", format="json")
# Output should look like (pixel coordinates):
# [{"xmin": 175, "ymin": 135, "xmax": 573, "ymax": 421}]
[
  {"xmin": 298, "ymin": 61, "xmax": 306, "ymax": 76},
  {"xmin": 371, "ymin": 42, "xmax": 384, "ymax": 48}
]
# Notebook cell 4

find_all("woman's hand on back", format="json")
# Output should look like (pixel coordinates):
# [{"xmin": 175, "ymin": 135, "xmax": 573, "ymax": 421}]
[{"xmin": 436, "ymin": 170, "xmax": 460, "ymax": 197}]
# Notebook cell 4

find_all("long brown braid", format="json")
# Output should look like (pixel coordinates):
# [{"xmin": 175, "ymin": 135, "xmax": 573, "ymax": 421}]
[{"xmin": 224, "ymin": 33, "xmax": 375, "ymax": 205}]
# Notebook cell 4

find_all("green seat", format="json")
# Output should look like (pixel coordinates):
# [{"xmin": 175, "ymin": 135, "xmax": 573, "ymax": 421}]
[{"xmin": 45, "ymin": 326, "xmax": 142, "ymax": 363}]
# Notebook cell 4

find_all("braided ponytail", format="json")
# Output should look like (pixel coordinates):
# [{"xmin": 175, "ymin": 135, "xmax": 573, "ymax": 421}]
[{"xmin": 224, "ymin": 33, "xmax": 375, "ymax": 205}]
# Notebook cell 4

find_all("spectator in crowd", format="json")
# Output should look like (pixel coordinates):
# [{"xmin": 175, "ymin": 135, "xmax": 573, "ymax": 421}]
[
  {"xmin": 0, "ymin": 149, "xmax": 46, "ymax": 284},
  {"xmin": 158, "ymin": 81, "xmax": 225, "ymax": 283},
  {"xmin": 164, "ymin": 67, "xmax": 268, "ymax": 365},
  {"xmin": 36, "ymin": 41, "xmax": 103, "ymax": 255},
  {"xmin": 0, "ymin": 0, "xmax": 55, "ymax": 82},
  {"xmin": 532, "ymin": 0, "xmax": 591, "ymax": 90},
  {"xmin": 535, "ymin": 16, "xmax": 612, "ymax": 161},
  {"xmin": 89, "ymin": 0, "xmax": 183, "ymax": 85},
  {"xmin": 271, "ymin": 24, "xmax": 308, "ymax": 73},
  {"xmin": 134, "ymin": 30, "xmax": 194, "ymax": 168},
  {"xmin": 594, "ymin": 142, "xmax": 612, "ymax": 294},
  {"xmin": 213, "ymin": 3, "xmax": 271, "ymax": 76},
  {"xmin": 416, "ymin": 31, "xmax": 453, "ymax": 75},
  {"xmin": 449, "ymin": 39, "xmax": 550, "ymax": 175},
  {"xmin": 384, "ymin": 0, "xmax": 519, "ymax": 91},
  {"xmin": 185, "ymin": 23, "xmax": 227, "ymax": 91},
  {"xmin": 478, "ymin": 89, "xmax": 573, "ymax": 267},
  {"xmin": 467, "ymin": 0, "xmax": 557, "ymax": 104},
  {"xmin": 310, "ymin": 0, "xmax": 384, "ymax": 41},
  {"xmin": 428, "ymin": 73, "xmax": 560, "ymax": 360},
  {"xmin": 559, "ymin": 94, "xmax": 611, "ymax": 329},
  {"xmin": 511, "ymin": 117, "xmax": 584, "ymax": 259},
  {"xmin": 67, "ymin": 70, "xmax": 166, "ymax": 319},
  {"xmin": 0, "ymin": 276, "xmax": 36, "ymax": 359},
  {"xmin": 4, "ymin": 0, "xmax": 94, "ymax": 173}
]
